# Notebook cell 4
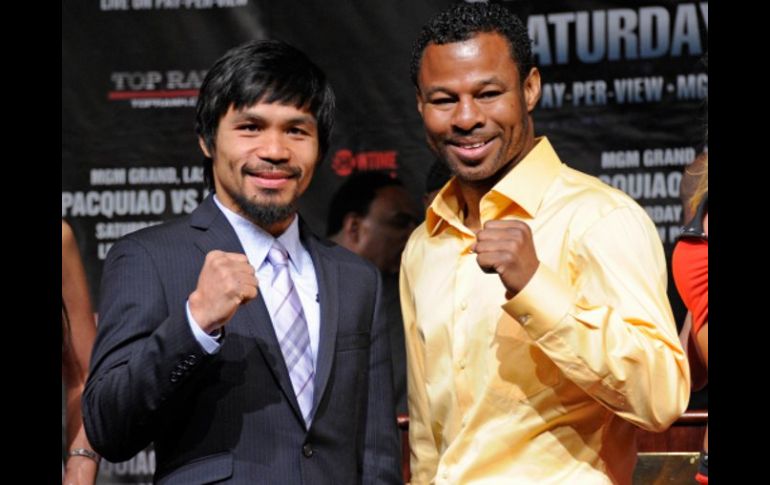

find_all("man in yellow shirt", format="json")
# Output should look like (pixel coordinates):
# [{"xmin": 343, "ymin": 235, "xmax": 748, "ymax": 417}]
[{"xmin": 401, "ymin": 3, "xmax": 690, "ymax": 484}]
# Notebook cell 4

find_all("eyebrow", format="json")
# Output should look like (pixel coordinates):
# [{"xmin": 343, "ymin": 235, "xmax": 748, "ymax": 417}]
[
  {"xmin": 423, "ymin": 86, "xmax": 453, "ymax": 98},
  {"xmin": 285, "ymin": 115, "xmax": 317, "ymax": 126},
  {"xmin": 423, "ymin": 78, "xmax": 505, "ymax": 98},
  {"xmin": 232, "ymin": 112, "xmax": 317, "ymax": 126}
]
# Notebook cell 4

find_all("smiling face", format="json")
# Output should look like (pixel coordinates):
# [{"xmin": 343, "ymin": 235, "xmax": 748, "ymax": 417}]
[
  {"xmin": 199, "ymin": 101, "xmax": 320, "ymax": 234},
  {"xmin": 416, "ymin": 32, "xmax": 541, "ymax": 189}
]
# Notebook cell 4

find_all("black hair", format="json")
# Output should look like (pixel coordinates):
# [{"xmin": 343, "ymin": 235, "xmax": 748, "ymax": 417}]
[
  {"xmin": 410, "ymin": 2, "xmax": 533, "ymax": 89},
  {"xmin": 195, "ymin": 39, "xmax": 336, "ymax": 191},
  {"xmin": 326, "ymin": 171, "xmax": 403, "ymax": 237}
]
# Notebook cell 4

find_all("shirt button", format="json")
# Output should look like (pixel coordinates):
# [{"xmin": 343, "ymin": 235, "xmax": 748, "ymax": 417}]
[
  {"xmin": 460, "ymin": 301, "xmax": 468, "ymax": 311},
  {"xmin": 458, "ymin": 359, "xmax": 466, "ymax": 369},
  {"xmin": 302, "ymin": 443, "xmax": 314, "ymax": 458},
  {"xmin": 517, "ymin": 313, "xmax": 532, "ymax": 324}
]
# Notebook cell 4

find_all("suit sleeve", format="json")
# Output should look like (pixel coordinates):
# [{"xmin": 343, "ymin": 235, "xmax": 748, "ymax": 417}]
[
  {"xmin": 82, "ymin": 236, "xmax": 213, "ymax": 461},
  {"xmin": 362, "ymin": 268, "xmax": 403, "ymax": 484}
]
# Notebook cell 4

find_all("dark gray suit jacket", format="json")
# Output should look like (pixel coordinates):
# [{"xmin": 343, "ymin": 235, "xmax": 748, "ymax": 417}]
[{"xmin": 83, "ymin": 196, "xmax": 401, "ymax": 484}]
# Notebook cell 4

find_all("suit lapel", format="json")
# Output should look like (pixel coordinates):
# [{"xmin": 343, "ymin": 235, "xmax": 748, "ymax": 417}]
[
  {"xmin": 190, "ymin": 197, "xmax": 243, "ymax": 255},
  {"xmin": 190, "ymin": 197, "xmax": 306, "ymax": 426},
  {"xmin": 300, "ymin": 222, "xmax": 340, "ymax": 415}
]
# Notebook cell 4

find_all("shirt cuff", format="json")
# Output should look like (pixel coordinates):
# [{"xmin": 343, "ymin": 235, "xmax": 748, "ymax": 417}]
[
  {"xmin": 501, "ymin": 264, "xmax": 576, "ymax": 340},
  {"xmin": 186, "ymin": 300, "xmax": 223, "ymax": 354}
]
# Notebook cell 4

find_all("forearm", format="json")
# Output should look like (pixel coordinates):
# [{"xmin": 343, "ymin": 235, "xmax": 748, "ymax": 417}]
[
  {"xmin": 62, "ymin": 219, "xmax": 97, "ymax": 373},
  {"xmin": 64, "ymin": 378, "xmax": 87, "ymax": 447},
  {"xmin": 63, "ymin": 340, "xmax": 99, "ymax": 484},
  {"xmin": 63, "ymin": 314, "xmax": 97, "ymax": 450},
  {"xmin": 64, "ymin": 366, "xmax": 99, "ymax": 484},
  {"xmin": 63, "ymin": 425, "xmax": 99, "ymax": 485}
]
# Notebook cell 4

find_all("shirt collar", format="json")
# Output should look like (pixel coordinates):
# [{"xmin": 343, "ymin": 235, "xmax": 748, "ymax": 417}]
[
  {"xmin": 213, "ymin": 194, "xmax": 304, "ymax": 273},
  {"xmin": 426, "ymin": 136, "xmax": 562, "ymax": 236}
]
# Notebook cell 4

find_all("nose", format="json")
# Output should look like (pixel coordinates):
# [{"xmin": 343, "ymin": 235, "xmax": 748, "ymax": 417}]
[
  {"xmin": 450, "ymin": 96, "xmax": 485, "ymax": 133},
  {"xmin": 255, "ymin": 131, "xmax": 290, "ymax": 163}
]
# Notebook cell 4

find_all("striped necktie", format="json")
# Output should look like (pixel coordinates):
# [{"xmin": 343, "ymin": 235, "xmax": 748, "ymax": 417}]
[{"xmin": 267, "ymin": 241, "xmax": 315, "ymax": 425}]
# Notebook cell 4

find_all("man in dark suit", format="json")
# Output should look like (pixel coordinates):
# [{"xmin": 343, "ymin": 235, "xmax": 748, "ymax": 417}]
[{"xmin": 82, "ymin": 39, "xmax": 401, "ymax": 484}]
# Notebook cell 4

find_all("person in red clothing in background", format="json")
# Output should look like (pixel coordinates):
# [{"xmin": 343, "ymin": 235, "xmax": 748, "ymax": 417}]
[{"xmin": 672, "ymin": 153, "xmax": 708, "ymax": 484}]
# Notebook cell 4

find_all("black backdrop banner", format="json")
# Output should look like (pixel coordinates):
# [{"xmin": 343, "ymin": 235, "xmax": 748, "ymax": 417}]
[{"xmin": 62, "ymin": 1, "xmax": 706, "ymax": 482}]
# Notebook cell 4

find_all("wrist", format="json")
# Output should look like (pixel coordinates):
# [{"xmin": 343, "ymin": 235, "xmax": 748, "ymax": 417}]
[
  {"xmin": 188, "ymin": 292, "xmax": 217, "ymax": 333},
  {"xmin": 68, "ymin": 448, "xmax": 101, "ymax": 465}
]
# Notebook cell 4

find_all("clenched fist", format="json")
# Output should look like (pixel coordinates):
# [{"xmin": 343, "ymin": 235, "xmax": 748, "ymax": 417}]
[
  {"xmin": 473, "ymin": 220, "xmax": 539, "ymax": 299},
  {"xmin": 188, "ymin": 250, "xmax": 258, "ymax": 334}
]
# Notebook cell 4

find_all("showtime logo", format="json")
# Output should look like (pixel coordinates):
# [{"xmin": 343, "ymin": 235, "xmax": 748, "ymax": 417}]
[
  {"xmin": 108, "ymin": 70, "xmax": 207, "ymax": 109},
  {"xmin": 331, "ymin": 149, "xmax": 398, "ymax": 177}
]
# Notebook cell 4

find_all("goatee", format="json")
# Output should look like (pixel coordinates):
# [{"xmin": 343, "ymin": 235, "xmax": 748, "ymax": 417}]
[{"xmin": 232, "ymin": 192, "xmax": 297, "ymax": 228}]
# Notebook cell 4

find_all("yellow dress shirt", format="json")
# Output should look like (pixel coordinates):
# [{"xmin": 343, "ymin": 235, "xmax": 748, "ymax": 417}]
[{"xmin": 400, "ymin": 137, "xmax": 690, "ymax": 484}]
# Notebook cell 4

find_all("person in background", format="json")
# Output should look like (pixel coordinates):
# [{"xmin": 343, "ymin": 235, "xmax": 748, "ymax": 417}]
[
  {"xmin": 673, "ymin": 155, "xmax": 708, "ymax": 484},
  {"xmin": 327, "ymin": 170, "xmax": 420, "ymax": 416},
  {"xmin": 677, "ymin": 150, "xmax": 708, "ymax": 393},
  {"xmin": 679, "ymin": 151, "xmax": 707, "ymax": 224},
  {"xmin": 62, "ymin": 220, "xmax": 99, "ymax": 485},
  {"xmin": 328, "ymin": 171, "xmax": 420, "ymax": 278},
  {"xmin": 82, "ymin": 40, "xmax": 401, "ymax": 484},
  {"xmin": 400, "ymin": 3, "xmax": 690, "ymax": 483}
]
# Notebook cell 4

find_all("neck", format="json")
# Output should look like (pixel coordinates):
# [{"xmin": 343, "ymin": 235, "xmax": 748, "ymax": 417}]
[
  {"xmin": 457, "ymin": 133, "xmax": 538, "ymax": 231},
  {"xmin": 261, "ymin": 216, "xmax": 295, "ymax": 237},
  {"xmin": 457, "ymin": 162, "xmax": 514, "ymax": 232},
  {"xmin": 458, "ymin": 185, "xmax": 484, "ymax": 232}
]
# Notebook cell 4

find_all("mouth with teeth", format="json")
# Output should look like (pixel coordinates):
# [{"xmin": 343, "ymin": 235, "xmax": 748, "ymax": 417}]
[{"xmin": 446, "ymin": 137, "xmax": 496, "ymax": 162}]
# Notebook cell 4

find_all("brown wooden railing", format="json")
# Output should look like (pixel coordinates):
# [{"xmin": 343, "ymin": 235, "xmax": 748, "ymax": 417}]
[{"xmin": 637, "ymin": 409, "xmax": 708, "ymax": 452}]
